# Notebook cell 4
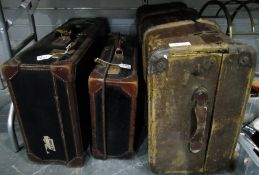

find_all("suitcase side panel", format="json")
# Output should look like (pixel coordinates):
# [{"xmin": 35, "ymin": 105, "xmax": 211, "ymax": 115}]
[
  {"xmin": 10, "ymin": 70, "xmax": 67, "ymax": 161},
  {"xmin": 99, "ymin": 84, "xmax": 132, "ymax": 156},
  {"xmin": 148, "ymin": 53, "xmax": 222, "ymax": 173},
  {"xmin": 88, "ymin": 78, "xmax": 103, "ymax": 157},
  {"xmin": 55, "ymin": 80, "xmax": 77, "ymax": 161},
  {"xmin": 89, "ymin": 77, "xmax": 138, "ymax": 158},
  {"xmin": 204, "ymin": 45, "xmax": 256, "ymax": 172}
]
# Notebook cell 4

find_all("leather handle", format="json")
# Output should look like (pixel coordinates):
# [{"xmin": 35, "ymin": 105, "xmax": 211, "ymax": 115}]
[
  {"xmin": 114, "ymin": 33, "xmax": 124, "ymax": 59},
  {"xmin": 190, "ymin": 87, "xmax": 208, "ymax": 154},
  {"xmin": 114, "ymin": 35, "xmax": 121, "ymax": 50}
]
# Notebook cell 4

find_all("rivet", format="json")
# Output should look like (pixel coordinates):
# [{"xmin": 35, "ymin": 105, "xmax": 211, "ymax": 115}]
[
  {"xmin": 239, "ymin": 56, "xmax": 250, "ymax": 66},
  {"xmin": 244, "ymin": 158, "xmax": 251, "ymax": 166},
  {"xmin": 156, "ymin": 59, "xmax": 166, "ymax": 72}
]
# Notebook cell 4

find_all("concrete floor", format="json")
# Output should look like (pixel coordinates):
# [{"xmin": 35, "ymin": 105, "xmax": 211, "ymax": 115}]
[
  {"xmin": 0, "ymin": 88, "xmax": 10, "ymax": 132},
  {"xmin": 0, "ymin": 88, "xmax": 252, "ymax": 175},
  {"xmin": 0, "ymin": 133, "xmax": 151, "ymax": 175}
]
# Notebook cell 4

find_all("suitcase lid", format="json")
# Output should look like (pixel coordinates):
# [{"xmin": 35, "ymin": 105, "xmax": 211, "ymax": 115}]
[
  {"xmin": 142, "ymin": 19, "xmax": 249, "ymax": 78},
  {"xmin": 143, "ymin": 19, "xmax": 235, "ymax": 56},
  {"xmin": 4, "ymin": 18, "xmax": 104, "ymax": 66}
]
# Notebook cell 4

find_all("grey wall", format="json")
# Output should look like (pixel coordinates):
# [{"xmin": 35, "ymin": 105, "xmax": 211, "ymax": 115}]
[{"xmin": 0, "ymin": 0, "xmax": 259, "ymax": 68}]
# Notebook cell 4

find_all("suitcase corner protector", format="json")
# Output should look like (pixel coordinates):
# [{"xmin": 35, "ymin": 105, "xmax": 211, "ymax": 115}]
[
  {"xmin": 67, "ymin": 156, "xmax": 85, "ymax": 167},
  {"xmin": 149, "ymin": 162, "xmax": 161, "ymax": 174},
  {"xmin": 27, "ymin": 152, "xmax": 43, "ymax": 163},
  {"xmin": 148, "ymin": 49, "xmax": 169, "ymax": 75},
  {"xmin": 1, "ymin": 64, "xmax": 19, "ymax": 80},
  {"xmin": 51, "ymin": 64, "xmax": 75, "ymax": 82}
]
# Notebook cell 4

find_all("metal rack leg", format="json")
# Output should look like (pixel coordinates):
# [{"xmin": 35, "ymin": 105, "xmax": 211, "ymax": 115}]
[
  {"xmin": 28, "ymin": 2, "xmax": 38, "ymax": 42},
  {"xmin": 0, "ymin": 1, "xmax": 13, "ymax": 57},
  {"xmin": 0, "ymin": 75, "xmax": 5, "ymax": 90},
  {"xmin": 1, "ymin": 0, "xmax": 39, "ymax": 153},
  {"xmin": 7, "ymin": 102, "xmax": 20, "ymax": 152}
]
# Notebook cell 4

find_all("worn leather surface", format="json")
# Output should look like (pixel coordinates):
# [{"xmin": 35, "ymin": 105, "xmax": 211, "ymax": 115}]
[
  {"xmin": 141, "ymin": 19, "xmax": 256, "ymax": 173},
  {"xmin": 12, "ymin": 70, "xmax": 67, "ymax": 160},
  {"xmin": 95, "ymin": 85, "xmax": 131, "ymax": 156},
  {"xmin": 204, "ymin": 45, "xmax": 256, "ymax": 171}
]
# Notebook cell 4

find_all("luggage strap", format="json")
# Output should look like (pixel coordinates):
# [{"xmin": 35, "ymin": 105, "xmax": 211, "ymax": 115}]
[{"xmin": 100, "ymin": 33, "xmax": 123, "ymax": 158}]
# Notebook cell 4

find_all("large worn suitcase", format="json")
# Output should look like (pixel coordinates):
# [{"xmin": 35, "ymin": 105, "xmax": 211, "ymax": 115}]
[
  {"xmin": 88, "ymin": 34, "xmax": 138, "ymax": 159},
  {"xmin": 1, "ymin": 18, "xmax": 109, "ymax": 166},
  {"xmin": 142, "ymin": 19, "xmax": 256, "ymax": 173}
]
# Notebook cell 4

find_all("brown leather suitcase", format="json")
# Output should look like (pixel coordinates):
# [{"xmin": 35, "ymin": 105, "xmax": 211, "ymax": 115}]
[
  {"xmin": 1, "ymin": 18, "xmax": 109, "ymax": 166},
  {"xmin": 141, "ymin": 19, "xmax": 256, "ymax": 173},
  {"xmin": 88, "ymin": 34, "xmax": 138, "ymax": 159}
]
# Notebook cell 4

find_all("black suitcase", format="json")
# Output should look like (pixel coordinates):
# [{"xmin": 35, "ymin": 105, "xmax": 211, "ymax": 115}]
[{"xmin": 1, "ymin": 18, "xmax": 109, "ymax": 166}]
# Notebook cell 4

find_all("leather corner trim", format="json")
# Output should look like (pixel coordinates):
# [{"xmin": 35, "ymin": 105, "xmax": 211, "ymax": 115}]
[
  {"xmin": 1, "ymin": 64, "xmax": 19, "ymax": 80},
  {"xmin": 27, "ymin": 152, "xmax": 43, "ymax": 163},
  {"xmin": 51, "ymin": 64, "xmax": 75, "ymax": 82},
  {"xmin": 88, "ymin": 76, "xmax": 103, "ymax": 95},
  {"xmin": 27, "ymin": 152, "xmax": 69, "ymax": 165},
  {"xmin": 67, "ymin": 156, "xmax": 85, "ymax": 167},
  {"xmin": 91, "ymin": 148, "xmax": 107, "ymax": 160}
]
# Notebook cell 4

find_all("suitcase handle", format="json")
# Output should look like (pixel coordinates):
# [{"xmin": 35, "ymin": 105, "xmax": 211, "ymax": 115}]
[
  {"xmin": 190, "ymin": 87, "xmax": 208, "ymax": 154},
  {"xmin": 113, "ymin": 35, "xmax": 124, "ymax": 62}
]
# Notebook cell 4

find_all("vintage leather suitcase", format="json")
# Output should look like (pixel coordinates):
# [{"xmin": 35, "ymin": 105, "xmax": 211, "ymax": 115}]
[
  {"xmin": 142, "ymin": 19, "xmax": 256, "ymax": 173},
  {"xmin": 88, "ymin": 34, "xmax": 138, "ymax": 159},
  {"xmin": 1, "ymin": 18, "xmax": 109, "ymax": 166}
]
